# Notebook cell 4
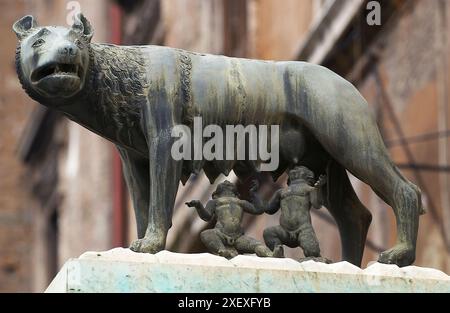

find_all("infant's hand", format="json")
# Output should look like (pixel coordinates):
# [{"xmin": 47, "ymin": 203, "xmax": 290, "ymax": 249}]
[
  {"xmin": 315, "ymin": 175, "xmax": 327, "ymax": 187},
  {"xmin": 185, "ymin": 200, "xmax": 201, "ymax": 208}
]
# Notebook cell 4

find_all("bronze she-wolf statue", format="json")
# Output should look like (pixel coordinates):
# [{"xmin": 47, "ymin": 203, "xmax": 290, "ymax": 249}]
[{"xmin": 13, "ymin": 13, "xmax": 423, "ymax": 267}]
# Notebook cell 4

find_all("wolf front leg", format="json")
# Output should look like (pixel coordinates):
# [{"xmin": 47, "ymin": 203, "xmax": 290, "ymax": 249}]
[
  {"xmin": 130, "ymin": 106, "xmax": 183, "ymax": 254},
  {"xmin": 117, "ymin": 146, "xmax": 149, "ymax": 239},
  {"xmin": 130, "ymin": 130, "xmax": 182, "ymax": 253}
]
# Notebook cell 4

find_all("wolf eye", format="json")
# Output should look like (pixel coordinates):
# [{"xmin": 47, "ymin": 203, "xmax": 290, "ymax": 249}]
[
  {"xmin": 75, "ymin": 39, "xmax": 84, "ymax": 49},
  {"xmin": 32, "ymin": 38, "xmax": 45, "ymax": 48}
]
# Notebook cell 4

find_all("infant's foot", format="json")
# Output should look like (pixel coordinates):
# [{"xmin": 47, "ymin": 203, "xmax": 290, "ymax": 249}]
[
  {"xmin": 272, "ymin": 245, "xmax": 284, "ymax": 258},
  {"xmin": 218, "ymin": 248, "xmax": 238, "ymax": 259},
  {"xmin": 255, "ymin": 245, "xmax": 276, "ymax": 257}
]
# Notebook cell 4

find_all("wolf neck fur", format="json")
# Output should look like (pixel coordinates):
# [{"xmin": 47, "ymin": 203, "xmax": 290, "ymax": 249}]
[{"xmin": 85, "ymin": 44, "xmax": 150, "ymax": 132}]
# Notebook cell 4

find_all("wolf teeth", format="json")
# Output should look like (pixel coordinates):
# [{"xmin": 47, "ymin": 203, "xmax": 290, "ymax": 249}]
[{"xmin": 54, "ymin": 64, "xmax": 78, "ymax": 74}]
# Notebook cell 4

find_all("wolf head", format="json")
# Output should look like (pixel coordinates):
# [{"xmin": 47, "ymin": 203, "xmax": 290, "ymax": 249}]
[{"xmin": 13, "ymin": 13, "xmax": 93, "ymax": 100}]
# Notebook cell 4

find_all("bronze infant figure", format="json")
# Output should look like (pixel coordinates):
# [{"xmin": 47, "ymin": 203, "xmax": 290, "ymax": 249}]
[
  {"xmin": 186, "ymin": 181, "xmax": 279, "ymax": 259},
  {"xmin": 14, "ymin": 13, "xmax": 423, "ymax": 267},
  {"xmin": 251, "ymin": 166, "xmax": 330, "ymax": 262}
]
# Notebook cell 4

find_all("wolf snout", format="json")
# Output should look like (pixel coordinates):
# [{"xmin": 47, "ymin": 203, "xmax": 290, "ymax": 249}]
[{"xmin": 58, "ymin": 43, "xmax": 77, "ymax": 57}]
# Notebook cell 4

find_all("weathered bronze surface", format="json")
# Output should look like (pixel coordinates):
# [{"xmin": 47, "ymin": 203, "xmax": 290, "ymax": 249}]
[
  {"xmin": 14, "ymin": 14, "xmax": 423, "ymax": 267},
  {"xmin": 251, "ymin": 167, "xmax": 330, "ymax": 262},
  {"xmin": 186, "ymin": 181, "xmax": 278, "ymax": 259}
]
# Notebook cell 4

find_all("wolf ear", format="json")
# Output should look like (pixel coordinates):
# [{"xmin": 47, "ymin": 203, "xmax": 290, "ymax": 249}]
[
  {"xmin": 72, "ymin": 13, "xmax": 94, "ymax": 41},
  {"xmin": 13, "ymin": 15, "xmax": 37, "ymax": 40}
]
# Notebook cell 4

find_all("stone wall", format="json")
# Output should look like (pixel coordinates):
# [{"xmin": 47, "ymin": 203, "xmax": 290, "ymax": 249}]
[
  {"xmin": 0, "ymin": 0, "xmax": 114, "ymax": 292},
  {"xmin": 0, "ymin": 0, "xmax": 35, "ymax": 293}
]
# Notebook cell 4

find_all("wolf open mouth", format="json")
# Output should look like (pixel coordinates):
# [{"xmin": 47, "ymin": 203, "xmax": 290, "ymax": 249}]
[{"xmin": 31, "ymin": 63, "xmax": 81, "ymax": 82}]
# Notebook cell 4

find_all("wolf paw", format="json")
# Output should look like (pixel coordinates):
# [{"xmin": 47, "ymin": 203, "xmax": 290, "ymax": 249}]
[
  {"xmin": 130, "ymin": 236, "xmax": 165, "ymax": 254},
  {"xmin": 378, "ymin": 243, "xmax": 415, "ymax": 267}
]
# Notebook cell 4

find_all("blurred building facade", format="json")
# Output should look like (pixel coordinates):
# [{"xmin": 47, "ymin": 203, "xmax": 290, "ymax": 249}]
[
  {"xmin": 1, "ymin": 0, "xmax": 114, "ymax": 292},
  {"xmin": 0, "ymin": 0, "xmax": 449, "ymax": 292}
]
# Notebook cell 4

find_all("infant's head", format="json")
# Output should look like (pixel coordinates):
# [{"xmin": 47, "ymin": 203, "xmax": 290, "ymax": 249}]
[
  {"xmin": 212, "ymin": 180, "xmax": 239, "ymax": 198},
  {"xmin": 288, "ymin": 166, "xmax": 315, "ymax": 184}
]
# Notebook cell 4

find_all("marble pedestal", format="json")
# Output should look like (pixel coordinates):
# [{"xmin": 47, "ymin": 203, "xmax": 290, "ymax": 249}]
[{"xmin": 45, "ymin": 248, "xmax": 450, "ymax": 293}]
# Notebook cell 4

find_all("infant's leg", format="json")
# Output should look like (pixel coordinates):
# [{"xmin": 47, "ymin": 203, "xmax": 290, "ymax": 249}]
[
  {"xmin": 200, "ymin": 229, "xmax": 237, "ymax": 259},
  {"xmin": 263, "ymin": 225, "xmax": 298, "ymax": 258},
  {"xmin": 263, "ymin": 226, "xmax": 296, "ymax": 248},
  {"xmin": 297, "ymin": 224, "xmax": 321, "ymax": 257},
  {"xmin": 235, "ymin": 235, "xmax": 274, "ymax": 257}
]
